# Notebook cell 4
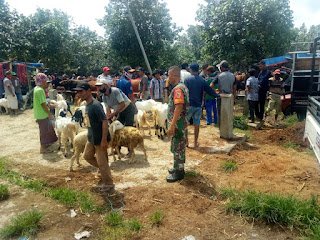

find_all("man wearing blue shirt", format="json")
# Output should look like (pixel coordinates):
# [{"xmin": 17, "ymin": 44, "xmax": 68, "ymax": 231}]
[
  {"xmin": 184, "ymin": 63, "xmax": 220, "ymax": 148},
  {"xmin": 116, "ymin": 66, "xmax": 137, "ymax": 113},
  {"xmin": 257, "ymin": 60, "xmax": 271, "ymax": 120}
]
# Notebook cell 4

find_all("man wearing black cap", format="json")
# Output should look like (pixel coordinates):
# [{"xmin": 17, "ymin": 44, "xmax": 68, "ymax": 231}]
[
  {"xmin": 74, "ymin": 81, "xmax": 114, "ymax": 193},
  {"xmin": 184, "ymin": 63, "xmax": 220, "ymax": 148},
  {"xmin": 257, "ymin": 60, "xmax": 271, "ymax": 121},
  {"xmin": 138, "ymin": 67, "xmax": 149, "ymax": 100},
  {"xmin": 150, "ymin": 69, "xmax": 165, "ymax": 102}
]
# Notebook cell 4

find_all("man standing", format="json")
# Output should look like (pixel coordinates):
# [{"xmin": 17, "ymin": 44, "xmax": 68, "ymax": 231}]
[
  {"xmin": 257, "ymin": 60, "xmax": 271, "ymax": 120},
  {"xmin": 138, "ymin": 67, "xmax": 149, "ymax": 100},
  {"xmin": 73, "ymin": 81, "xmax": 114, "ymax": 193},
  {"xmin": 3, "ymin": 71, "xmax": 18, "ymax": 115},
  {"xmin": 150, "ymin": 69, "xmax": 165, "ymax": 102},
  {"xmin": 205, "ymin": 66, "xmax": 218, "ymax": 125},
  {"xmin": 246, "ymin": 69, "xmax": 259, "ymax": 123},
  {"xmin": 117, "ymin": 66, "xmax": 136, "ymax": 105},
  {"xmin": 97, "ymin": 67, "xmax": 113, "ymax": 86},
  {"xmin": 166, "ymin": 66, "xmax": 189, "ymax": 182},
  {"xmin": 212, "ymin": 60, "xmax": 237, "ymax": 127},
  {"xmin": 265, "ymin": 69, "xmax": 285, "ymax": 124},
  {"xmin": 200, "ymin": 63, "xmax": 209, "ymax": 80},
  {"xmin": 11, "ymin": 72, "xmax": 24, "ymax": 110},
  {"xmin": 184, "ymin": 63, "xmax": 220, "ymax": 148},
  {"xmin": 180, "ymin": 63, "xmax": 191, "ymax": 83}
]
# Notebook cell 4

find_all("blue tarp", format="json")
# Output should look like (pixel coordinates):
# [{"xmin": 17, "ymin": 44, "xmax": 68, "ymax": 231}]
[
  {"xmin": 13, "ymin": 62, "xmax": 44, "ymax": 71},
  {"xmin": 297, "ymin": 53, "xmax": 320, "ymax": 58},
  {"xmin": 263, "ymin": 55, "xmax": 291, "ymax": 66}
]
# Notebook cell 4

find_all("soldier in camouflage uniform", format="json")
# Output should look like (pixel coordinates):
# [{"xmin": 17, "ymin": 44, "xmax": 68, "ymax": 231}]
[{"xmin": 166, "ymin": 66, "xmax": 189, "ymax": 182}]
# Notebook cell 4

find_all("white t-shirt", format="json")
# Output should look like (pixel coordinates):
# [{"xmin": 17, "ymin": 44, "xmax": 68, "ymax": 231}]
[
  {"xmin": 97, "ymin": 74, "xmax": 114, "ymax": 86},
  {"xmin": 180, "ymin": 69, "xmax": 191, "ymax": 83}
]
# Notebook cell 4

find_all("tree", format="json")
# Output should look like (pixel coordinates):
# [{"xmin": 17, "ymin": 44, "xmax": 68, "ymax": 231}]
[
  {"xmin": 99, "ymin": 0, "xmax": 180, "ymax": 71},
  {"xmin": 198, "ymin": 0, "xmax": 294, "ymax": 71}
]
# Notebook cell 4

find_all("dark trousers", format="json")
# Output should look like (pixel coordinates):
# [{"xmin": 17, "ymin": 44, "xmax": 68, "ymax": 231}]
[
  {"xmin": 257, "ymin": 93, "xmax": 266, "ymax": 120},
  {"xmin": 118, "ymin": 102, "xmax": 135, "ymax": 127},
  {"xmin": 217, "ymin": 98, "xmax": 221, "ymax": 127},
  {"xmin": 248, "ymin": 100, "xmax": 259, "ymax": 122},
  {"xmin": 205, "ymin": 99, "xmax": 218, "ymax": 125}
]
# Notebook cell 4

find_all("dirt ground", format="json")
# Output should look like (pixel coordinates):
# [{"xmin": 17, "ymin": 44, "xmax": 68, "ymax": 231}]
[{"xmin": 0, "ymin": 109, "xmax": 319, "ymax": 240}]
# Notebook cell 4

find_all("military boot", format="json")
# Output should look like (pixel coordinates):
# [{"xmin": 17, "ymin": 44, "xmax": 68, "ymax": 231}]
[
  {"xmin": 168, "ymin": 168, "xmax": 175, "ymax": 174},
  {"xmin": 166, "ymin": 169, "xmax": 185, "ymax": 183}
]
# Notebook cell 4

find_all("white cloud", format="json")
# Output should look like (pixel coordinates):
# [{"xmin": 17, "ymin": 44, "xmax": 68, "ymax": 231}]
[{"xmin": 290, "ymin": 0, "xmax": 320, "ymax": 28}]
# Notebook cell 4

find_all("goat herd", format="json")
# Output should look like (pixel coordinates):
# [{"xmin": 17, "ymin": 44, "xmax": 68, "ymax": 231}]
[{"xmin": 48, "ymin": 94, "xmax": 169, "ymax": 172}]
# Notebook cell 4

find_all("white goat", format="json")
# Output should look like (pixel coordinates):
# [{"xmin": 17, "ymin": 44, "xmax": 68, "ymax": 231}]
[
  {"xmin": 0, "ymin": 98, "xmax": 8, "ymax": 114},
  {"xmin": 50, "ymin": 99, "xmax": 68, "ymax": 118},
  {"xmin": 136, "ymin": 99, "xmax": 160, "ymax": 113},
  {"xmin": 152, "ymin": 103, "xmax": 168, "ymax": 140},
  {"xmin": 109, "ymin": 120, "xmax": 147, "ymax": 164},
  {"xmin": 134, "ymin": 110, "xmax": 151, "ymax": 136},
  {"xmin": 70, "ymin": 131, "xmax": 87, "ymax": 171}
]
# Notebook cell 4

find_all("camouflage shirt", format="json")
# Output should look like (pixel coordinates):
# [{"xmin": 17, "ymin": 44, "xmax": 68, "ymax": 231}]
[{"xmin": 167, "ymin": 83, "xmax": 189, "ymax": 134}]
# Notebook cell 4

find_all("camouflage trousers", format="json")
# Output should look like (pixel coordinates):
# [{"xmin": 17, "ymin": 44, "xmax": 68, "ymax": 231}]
[{"xmin": 170, "ymin": 129, "xmax": 186, "ymax": 170}]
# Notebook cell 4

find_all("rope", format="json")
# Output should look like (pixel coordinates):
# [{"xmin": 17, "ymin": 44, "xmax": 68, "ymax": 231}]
[{"xmin": 105, "ymin": 194, "xmax": 125, "ymax": 212}]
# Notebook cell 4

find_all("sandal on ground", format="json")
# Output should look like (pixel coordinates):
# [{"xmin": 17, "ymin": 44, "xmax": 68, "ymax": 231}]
[
  {"xmin": 99, "ymin": 186, "xmax": 115, "ymax": 194},
  {"xmin": 40, "ymin": 149, "xmax": 53, "ymax": 154}
]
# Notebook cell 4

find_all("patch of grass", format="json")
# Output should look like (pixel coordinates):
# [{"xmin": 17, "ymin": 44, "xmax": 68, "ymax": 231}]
[
  {"xmin": 127, "ymin": 218, "xmax": 143, "ymax": 231},
  {"xmin": 0, "ymin": 157, "xmax": 97, "ymax": 213},
  {"xmin": 0, "ymin": 209, "xmax": 44, "ymax": 239},
  {"xmin": 185, "ymin": 168, "xmax": 200, "ymax": 177},
  {"xmin": 105, "ymin": 211, "xmax": 124, "ymax": 227},
  {"xmin": 283, "ymin": 141, "xmax": 299, "ymax": 150},
  {"xmin": 0, "ymin": 184, "xmax": 9, "ymax": 201},
  {"xmin": 223, "ymin": 189, "xmax": 320, "ymax": 238},
  {"xmin": 233, "ymin": 116, "xmax": 248, "ymax": 130},
  {"xmin": 305, "ymin": 149, "xmax": 317, "ymax": 158},
  {"xmin": 219, "ymin": 187, "xmax": 236, "ymax": 200},
  {"xmin": 221, "ymin": 160, "xmax": 238, "ymax": 173},
  {"xmin": 233, "ymin": 128, "xmax": 252, "ymax": 138},
  {"xmin": 149, "ymin": 210, "xmax": 163, "ymax": 226},
  {"xmin": 284, "ymin": 114, "xmax": 299, "ymax": 127}
]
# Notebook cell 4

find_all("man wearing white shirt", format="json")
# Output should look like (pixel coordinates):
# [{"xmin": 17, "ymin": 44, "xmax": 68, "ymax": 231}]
[
  {"xmin": 97, "ymin": 67, "xmax": 113, "ymax": 86},
  {"xmin": 180, "ymin": 63, "xmax": 191, "ymax": 83}
]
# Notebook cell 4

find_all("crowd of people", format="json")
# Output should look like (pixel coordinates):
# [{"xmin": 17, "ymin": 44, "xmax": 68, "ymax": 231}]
[{"xmin": 1, "ymin": 59, "xmax": 285, "ymax": 192}]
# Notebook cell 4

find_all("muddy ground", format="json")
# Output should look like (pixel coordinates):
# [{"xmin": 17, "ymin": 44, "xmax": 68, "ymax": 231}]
[{"xmin": 0, "ymin": 109, "xmax": 319, "ymax": 240}]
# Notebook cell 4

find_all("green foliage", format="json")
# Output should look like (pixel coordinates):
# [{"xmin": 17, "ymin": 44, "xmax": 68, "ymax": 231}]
[
  {"xmin": 0, "ymin": 209, "xmax": 44, "ymax": 239},
  {"xmin": 198, "ymin": 0, "xmax": 294, "ymax": 71},
  {"xmin": 127, "ymin": 218, "xmax": 143, "ymax": 231},
  {"xmin": 284, "ymin": 114, "xmax": 299, "ymax": 127},
  {"xmin": 149, "ymin": 210, "xmax": 163, "ymax": 225},
  {"xmin": 185, "ymin": 168, "xmax": 200, "ymax": 177},
  {"xmin": 99, "ymin": 0, "xmax": 180, "ymax": 70},
  {"xmin": 233, "ymin": 116, "xmax": 248, "ymax": 130},
  {"xmin": 283, "ymin": 141, "xmax": 299, "ymax": 150},
  {"xmin": 233, "ymin": 128, "xmax": 252, "ymax": 138},
  {"xmin": 221, "ymin": 160, "xmax": 238, "ymax": 173},
  {"xmin": 0, "ymin": 184, "xmax": 9, "ymax": 201},
  {"xmin": 105, "ymin": 212, "xmax": 124, "ymax": 227},
  {"xmin": 224, "ymin": 189, "xmax": 320, "ymax": 238}
]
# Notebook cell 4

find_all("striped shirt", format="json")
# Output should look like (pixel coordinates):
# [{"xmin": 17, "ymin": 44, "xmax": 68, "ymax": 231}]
[{"xmin": 149, "ymin": 78, "xmax": 164, "ymax": 100}]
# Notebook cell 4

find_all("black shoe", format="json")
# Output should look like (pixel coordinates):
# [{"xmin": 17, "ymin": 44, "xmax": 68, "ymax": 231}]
[
  {"xmin": 168, "ymin": 168, "xmax": 175, "ymax": 174},
  {"xmin": 166, "ymin": 169, "xmax": 185, "ymax": 183}
]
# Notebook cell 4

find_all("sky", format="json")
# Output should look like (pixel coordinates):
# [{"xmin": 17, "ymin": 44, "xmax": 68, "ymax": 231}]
[{"xmin": 7, "ymin": 0, "xmax": 320, "ymax": 36}]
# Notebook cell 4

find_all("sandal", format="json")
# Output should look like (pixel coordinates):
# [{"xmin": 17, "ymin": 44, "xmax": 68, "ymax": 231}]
[
  {"xmin": 40, "ymin": 149, "xmax": 53, "ymax": 154},
  {"xmin": 99, "ymin": 186, "xmax": 115, "ymax": 194}
]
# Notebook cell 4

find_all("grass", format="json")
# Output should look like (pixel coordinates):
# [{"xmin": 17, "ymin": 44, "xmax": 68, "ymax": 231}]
[
  {"xmin": 100, "ymin": 212, "xmax": 143, "ymax": 240},
  {"xmin": 221, "ymin": 188, "xmax": 320, "ymax": 239},
  {"xmin": 284, "ymin": 114, "xmax": 300, "ymax": 127},
  {"xmin": 185, "ymin": 168, "xmax": 200, "ymax": 177},
  {"xmin": 0, "ymin": 209, "xmax": 44, "ymax": 239},
  {"xmin": 149, "ymin": 210, "xmax": 163, "ymax": 226},
  {"xmin": 0, "ymin": 184, "xmax": 9, "ymax": 201},
  {"xmin": 283, "ymin": 141, "xmax": 299, "ymax": 150},
  {"xmin": 233, "ymin": 116, "xmax": 248, "ymax": 130},
  {"xmin": 0, "ymin": 157, "xmax": 97, "ymax": 213},
  {"xmin": 221, "ymin": 160, "xmax": 238, "ymax": 173},
  {"xmin": 233, "ymin": 128, "xmax": 252, "ymax": 138}
]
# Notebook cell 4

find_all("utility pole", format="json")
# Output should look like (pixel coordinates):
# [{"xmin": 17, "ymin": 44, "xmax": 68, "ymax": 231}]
[{"xmin": 125, "ymin": 0, "xmax": 152, "ymax": 74}]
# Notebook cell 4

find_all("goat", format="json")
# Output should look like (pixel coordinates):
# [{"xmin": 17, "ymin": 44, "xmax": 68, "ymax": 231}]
[
  {"xmin": 70, "ymin": 131, "xmax": 87, "ymax": 171},
  {"xmin": 134, "ymin": 110, "xmax": 151, "ymax": 136}
]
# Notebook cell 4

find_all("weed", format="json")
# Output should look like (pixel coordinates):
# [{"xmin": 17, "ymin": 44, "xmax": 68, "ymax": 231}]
[
  {"xmin": 98, "ymin": 225, "xmax": 131, "ymax": 240},
  {"xmin": 105, "ymin": 212, "xmax": 123, "ymax": 227},
  {"xmin": 0, "ymin": 209, "xmax": 44, "ymax": 239},
  {"xmin": 126, "ymin": 218, "xmax": 143, "ymax": 231},
  {"xmin": 284, "ymin": 114, "xmax": 299, "ymax": 127},
  {"xmin": 233, "ymin": 116, "xmax": 248, "ymax": 130},
  {"xmin": 283, "ymin": 141, "xmax": 299, "ymax": 150},
  {"xmin": 149, "ymin": 210, "xmax": 163, "ymax": 225},
  {"xmin": 219, "ymin": 187, "xmax": 236, "ymax": 199},
  {"xmin": 185, "ymin": 169, "xmax": 200, "ymax": 177},
  {"xmin": 305, "ymin": 149, "xmax": 316, "ymax": 158},
  {"xmin": 223, "ymin": 189, "xmax": 320, "ymax": 238},
  {"xmin": 0, "ymin": 184, "xmax": 9, "ymax": 201},
  {"xmin": 221, "ymin": 160, "xmax": 238, "ymax": 173}
]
